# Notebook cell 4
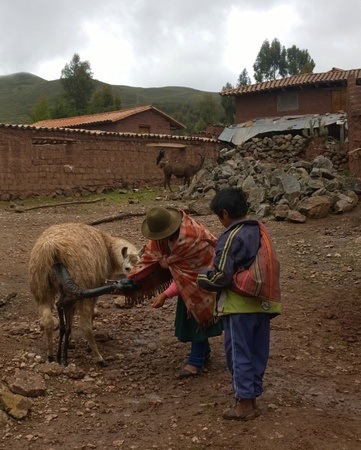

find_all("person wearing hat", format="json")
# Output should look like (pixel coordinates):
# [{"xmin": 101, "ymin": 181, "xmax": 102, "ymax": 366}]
[{"xmin": 128, "ymin": 206, "xmax": 222, "ymax": 378}]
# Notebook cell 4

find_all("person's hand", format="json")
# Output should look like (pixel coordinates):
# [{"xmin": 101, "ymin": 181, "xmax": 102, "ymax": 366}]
[
  {"xmin": 152, "ymin": 294, "xmax": 166, "ymax": 308},
  {"xmin": 158, "ymin": 257, "xmax": 169, "ymax": 269},
  {"xmin": 112, "ymin": 278, "xmax": 141, "ymax": 294}
]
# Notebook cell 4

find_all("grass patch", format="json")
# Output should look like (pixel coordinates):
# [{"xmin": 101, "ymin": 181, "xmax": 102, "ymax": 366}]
[
  {"xmin": 114, "ymin": 187, "xmax": 162, "ymax": 204},
  {"xmin": 0, "ymin": 188, "xmax": 162, "ymax": 212}
]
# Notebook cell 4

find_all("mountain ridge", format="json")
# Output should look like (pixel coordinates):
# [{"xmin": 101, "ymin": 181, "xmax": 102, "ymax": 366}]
[{"xmin": 0, "ymin": 72, "xmax": 222, "ymax": 126}]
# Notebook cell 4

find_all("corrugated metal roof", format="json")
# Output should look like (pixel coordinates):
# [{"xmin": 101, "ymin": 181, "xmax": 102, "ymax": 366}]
[
  {"xmin": 218, "ymin": 113, "xmax": 347, "ymax": 146},
  {"xmin": 32, "ymin": 105, "xmax": 186, "ymax": 130},
  {"xmin": 220, "ymin": 68, "xmax": 361, "ymax": 96}
]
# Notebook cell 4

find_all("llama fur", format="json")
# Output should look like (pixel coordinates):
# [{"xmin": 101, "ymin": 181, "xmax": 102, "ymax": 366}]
[
  {"xmin": 159, "ymin": 154, "xmax": 205, "ymax": 191},
  {"xmin": 28, "ymin": 222, "xmax": 140, "ymax": 365}
]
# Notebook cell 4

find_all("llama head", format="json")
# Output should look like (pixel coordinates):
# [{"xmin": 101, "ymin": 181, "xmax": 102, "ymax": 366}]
[{"xmin": 120, "ymin": 244, "xmax": 142, "ymax": 276}]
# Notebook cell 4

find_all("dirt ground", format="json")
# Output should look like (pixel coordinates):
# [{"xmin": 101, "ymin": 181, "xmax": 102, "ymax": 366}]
[{"xmin": 0, "ymin": 197, "xmax": 360, "ymax": 450}]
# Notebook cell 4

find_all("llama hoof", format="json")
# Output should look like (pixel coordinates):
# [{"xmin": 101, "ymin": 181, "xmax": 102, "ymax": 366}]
[{"xmin": 96, "ymin": 359, "xmax": 108, "ymax": 367}]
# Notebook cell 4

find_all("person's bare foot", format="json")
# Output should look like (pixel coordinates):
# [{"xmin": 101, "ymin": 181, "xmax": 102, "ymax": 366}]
[
  {"xmin": 183, "ymin": 364, "xmax": 198, "ymax": 373},
  {"xmin": 177, "ymin": 364, "xmax": 202, "ymax": 379}
]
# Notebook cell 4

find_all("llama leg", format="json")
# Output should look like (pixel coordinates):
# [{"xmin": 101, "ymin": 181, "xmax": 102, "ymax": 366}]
[
  {"xmin": 78, "ymin": 299, "xmax": 106, "ymax": 366},
  {"xmin": 39, "ymin": 303, "xmax": 55, "ymax": 362},
  {"xmin": 165, "ymin": 174, "xmax": 172, "ymax": 192},
  {"xmin": 56, "ymin": 299, "xmax": 75, "ymax": 366},
  {"xmin": 51, "ymin": 263, "xmax": 80, "ymax": 365},
  {"xmin": 62, "ymin": 305, "xmax": 74, "ymax": 366},
  {"xmin": 56, "ymin": 303, "xmax": 65, "ymax": 364}
]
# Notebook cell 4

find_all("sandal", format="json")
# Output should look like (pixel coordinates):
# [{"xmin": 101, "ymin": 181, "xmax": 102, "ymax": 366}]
[{"xmin": 177, "ymin": 366, "xmax": 202, "ymax": 379}]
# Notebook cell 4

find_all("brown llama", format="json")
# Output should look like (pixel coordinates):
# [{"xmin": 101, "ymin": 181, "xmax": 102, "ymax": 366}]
[
  {"xmin": 29, "ymin": 223, "xmax": 141, "ymax": 366},
  {"xmin": 156, "ymin": 149, "xmax": 165, "ymax": 166},
  {"xmin": 159, "ymin": 154, "xmax": 205, "ymax": 191}
]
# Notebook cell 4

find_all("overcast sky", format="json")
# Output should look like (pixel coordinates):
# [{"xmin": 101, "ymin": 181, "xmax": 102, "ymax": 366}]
[{"xmin": 1, "ymin": 0, "xmax": 360, "ymax": 92}]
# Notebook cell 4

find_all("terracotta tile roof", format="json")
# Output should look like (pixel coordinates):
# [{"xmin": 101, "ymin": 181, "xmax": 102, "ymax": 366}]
[
  {"xmin": 221, "ymin": 68, "xmax": 361, "ymax": 96},
  {"xmin": 0, "ymin": 122, "xmax": 215, "ymax": 143},
  {"xmin": 32, "ymin": 105, "xmax": 186, "ymax": 129}
]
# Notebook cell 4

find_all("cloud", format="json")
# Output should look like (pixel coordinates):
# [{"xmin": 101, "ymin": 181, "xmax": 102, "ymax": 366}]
[{"xmin": 1, "ymin": 0, "xmax": 361, "ymax": 91}]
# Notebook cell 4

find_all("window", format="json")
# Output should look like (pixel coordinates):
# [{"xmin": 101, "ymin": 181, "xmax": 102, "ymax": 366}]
[
  {"xmin": 139, "ymin": 125, "xmax": 150, "ymax": 133},
  {"xmin": 277, "ymin": 92, "xmax": 298, "ymax": 111}
]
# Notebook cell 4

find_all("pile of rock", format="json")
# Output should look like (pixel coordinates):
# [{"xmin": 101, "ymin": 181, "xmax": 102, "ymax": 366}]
[
  {"xmin": 180, "ymin": 150, "xmax": 361, "ymax": 222},
  {"xmin": 233, "ymin": 134, "xmax": 348, "ymax": 171}
]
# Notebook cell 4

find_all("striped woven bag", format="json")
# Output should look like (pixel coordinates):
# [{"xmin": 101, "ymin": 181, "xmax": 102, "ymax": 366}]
[{"xmin": 232, "ymin": 221, "xmax": 281, "ymax": 302}]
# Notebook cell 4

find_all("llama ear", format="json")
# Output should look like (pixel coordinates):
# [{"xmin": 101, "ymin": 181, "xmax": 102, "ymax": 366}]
[
  {"xmin": 138, "ymin": 245, "xmax": 145, "ymax": 257},
  {"xmin": 121, "ymin": 246, "xmax": 128, "ymax": 258}
]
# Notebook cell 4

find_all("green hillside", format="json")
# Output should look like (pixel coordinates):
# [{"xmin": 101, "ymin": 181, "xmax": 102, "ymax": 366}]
[{"xmin": 0, "ymin": 72, "xmax": 222, "ymax": 126}]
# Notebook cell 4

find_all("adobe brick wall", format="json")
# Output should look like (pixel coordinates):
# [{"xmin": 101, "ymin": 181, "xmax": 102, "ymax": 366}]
[
  {"xmin": 0, "ymin": 125, "xmax": 219, "ymax": 200},
  {"xmin": 347, "ymin": 74, "xmax": 361, "ymax": 178},
  {"xmin": 235, "ymin": 88, "xmax": 336, "ymax": 123}
]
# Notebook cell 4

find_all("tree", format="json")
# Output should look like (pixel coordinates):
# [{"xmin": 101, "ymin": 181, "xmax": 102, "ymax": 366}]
[
  {"xmin": 253, "ymin": 38, "xmax": 288, "ymax": 82},
  {"xmin": 253, "ymin": 38, "xmax": 315, "ymax": 82},
  {"xmin": 60, "ymin": 53, "xmax": 95, "ymax": 114},
  {"xmin": 29, "ymin": 95, "xmax": 51, "ymax": 123},
  {"xmin": 88, "ymin": 85, "xmax": 121, "ymax": 113},
  {"xmin": 237, "ymin": 69, "xmax": 251, "ymax": 87},
  {"xmin": 196, "ymin": 94, "xmax": 221, "ymax": 131},
  {"xmin": 51, "ymin": 95, "xmax": 76, "ymax": 119},
  {"xmin": 286, "ymin": 45, "xmax": 315, "ymax": 75},
  {"xmin": 220, "ymin": 82, "xmax": 235, "ymax": 125}
]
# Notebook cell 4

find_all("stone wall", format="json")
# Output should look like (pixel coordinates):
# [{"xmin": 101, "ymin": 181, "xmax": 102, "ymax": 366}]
[
  {"xmin": 0, "ymin": 125, "xmax": 219, "ymax": 200},
  {"xmin": 224, "ymin": 133, "xmax": 349, "ymax": 171},
  {"xmin": 347, "ymin": 74, "xmax": 361, "ymax": 178}
]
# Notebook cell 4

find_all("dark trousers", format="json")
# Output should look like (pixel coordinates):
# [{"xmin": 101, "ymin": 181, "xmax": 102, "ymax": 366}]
[
  {"xmin": 187, "ymin": 339, "xmax": 211, "ymax": 368},
  {"xmin": 222, "ymin": 313, "xmax": 271, "ymax": 399}
]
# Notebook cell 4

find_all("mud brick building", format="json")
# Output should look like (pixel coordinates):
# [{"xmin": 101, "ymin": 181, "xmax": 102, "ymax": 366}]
[
  {"xmin": 32, "ymin": 105, "xmax": 186, "ymax": 135},
  {"xmin": 221, "ymin": 68, "xmax": 361, "ymax": 178},
  {"xmin": 0, "ymin": 124, "xmax": 219, "ymax": 200}
]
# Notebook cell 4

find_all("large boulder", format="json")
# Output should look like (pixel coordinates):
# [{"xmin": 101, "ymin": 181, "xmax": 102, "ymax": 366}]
[{"xmin": 297, "ymin": 195, "xmax": 332, "ymax": 218}]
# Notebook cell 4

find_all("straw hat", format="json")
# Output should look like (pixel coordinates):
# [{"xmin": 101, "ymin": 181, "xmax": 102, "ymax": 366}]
[{"xmin": 141, "ymin": 207, "xmax": 182, "ymax": 240}]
